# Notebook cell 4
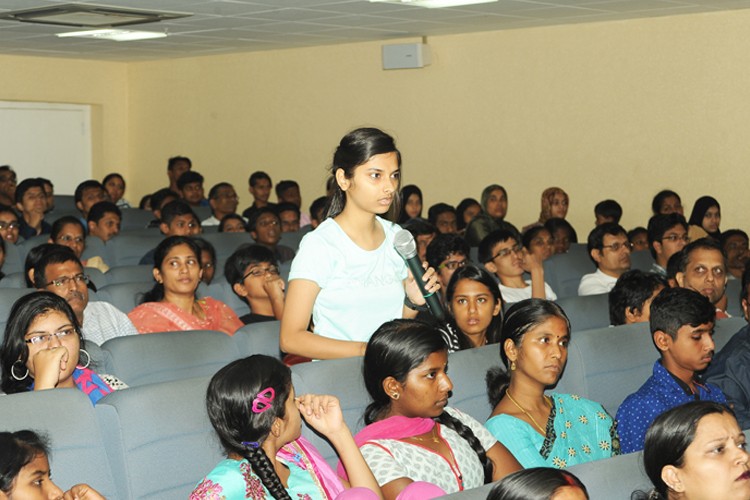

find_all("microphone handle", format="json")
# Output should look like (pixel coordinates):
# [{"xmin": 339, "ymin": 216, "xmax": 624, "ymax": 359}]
[{"xmin": 404, "ymin": 256, "xmax": 446, "ymax": 322}]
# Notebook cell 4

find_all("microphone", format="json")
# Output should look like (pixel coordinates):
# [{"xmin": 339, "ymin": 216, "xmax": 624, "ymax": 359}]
[{"xmin": 393, "ymin": 229, "xmax": 445, "ymax": 322}]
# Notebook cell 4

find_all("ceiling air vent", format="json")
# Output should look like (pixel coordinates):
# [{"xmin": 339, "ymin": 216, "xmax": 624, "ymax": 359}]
[{"xmin": 0, "ymin": 3, "xmax": 189, "ymax": 28}]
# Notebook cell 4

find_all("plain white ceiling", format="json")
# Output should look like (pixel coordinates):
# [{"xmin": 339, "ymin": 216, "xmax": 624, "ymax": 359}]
[{"xmin": 1, "ymin": 0, "xmax": 749, "ymax": 61}]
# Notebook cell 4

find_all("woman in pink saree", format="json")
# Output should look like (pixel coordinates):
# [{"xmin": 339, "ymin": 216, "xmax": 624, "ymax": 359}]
[{"xmin": 128, "ymin": 236, "xmax": 243, "ymax": 335}]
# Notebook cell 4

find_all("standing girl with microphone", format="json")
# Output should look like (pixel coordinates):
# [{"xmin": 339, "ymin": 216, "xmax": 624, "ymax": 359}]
[{"xmin": 280, "ymin": 128, "xmax": 439, "ymax": 360}]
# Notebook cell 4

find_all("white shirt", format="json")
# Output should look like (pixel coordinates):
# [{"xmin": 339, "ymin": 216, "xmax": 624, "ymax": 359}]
[
  {"xmin": 499, "ymin": 280, "xmax": 557, "ymax": 303},
  {"xmin": 82, "ymin": 301, "xmax": 139, "ymax": 345},
  {"xmin": 578, "ymin": 269, "xmax": 619, "ymax": 296}
]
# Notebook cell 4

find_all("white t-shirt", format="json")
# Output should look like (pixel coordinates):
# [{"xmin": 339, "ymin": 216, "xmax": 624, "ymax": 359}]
[
  {"xmin": 82, "ymin": 301, "xmax": 139, "ymax": 345},
  {"xmin": 578, "ymin": 269, "xmax": 619, "ymax": 296},
  {"xmin": 288, "ymin": 217, "xmax": 407, "ymax": 342},
  {"xmin": 499, "ymin": 281, "xmax": 557, "ymax": 303}
]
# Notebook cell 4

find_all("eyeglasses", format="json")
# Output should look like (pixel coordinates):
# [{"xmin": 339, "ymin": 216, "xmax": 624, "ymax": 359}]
[
  {"xmin": 241, "ymin": 265, "xmax": 280, "ymax": 281},
  {"xmin": 25, "ymin": 328, "xmax": 75, "ymax": 345},
  {"xmin": 601, "ymin": 242, "xmax": 633, "ymax": 252},
  {"xmin": 45, "ymin": 274, "xmax": 89, "ymax": 288},
  {"xmin": 57, "ymin": 235, "xmax": 85, "ymax": 244},
  {"xmin": 257, "ymin": 219, "xmax": 279, "ymax": 228},
  {"xmin": 487, "ymin": 244, "xmax": 523, "ymax": 262},
  {"xmin": 661, "ymin": 234, "xmax": 690, "ymax": 243},
  {"xmin": 0, "ymin": 221, "xmax": 19, "ymax": 230},
  {"xmin": 439, "ymin": 259, "xmax": 467, "ymax": 271}
]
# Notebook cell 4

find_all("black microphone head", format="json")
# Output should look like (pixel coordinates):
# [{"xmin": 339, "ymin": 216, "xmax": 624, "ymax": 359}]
[{"xmin": 393, "ymin": 229, "xmax": 418, "ymax": 259}]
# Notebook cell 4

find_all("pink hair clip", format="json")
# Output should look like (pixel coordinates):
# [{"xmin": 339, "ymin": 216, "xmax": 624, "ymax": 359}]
[{"xmin": 252, "ymin": 387, "xmax": 275, "ymax": 414}]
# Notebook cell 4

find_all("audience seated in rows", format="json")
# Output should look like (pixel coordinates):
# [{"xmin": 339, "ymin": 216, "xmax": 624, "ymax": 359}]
[
  {"xmin": 225, "ymin": 243, "xmax": 285, "ymax": 324},
  {"xmin": 608, "ymin": 270, "xmax": 668, "ymax": 326},
  {"xmin": 203, "ymin": 182, "xmax": 240, "ymax": 226},
  {"xmin": 49, "ymin": 215, "xmax": 109, "ymax": 273},
  {"xmin": 465, "ymin": 184, "xmax": 510, "ymax": 247},
  {"xmin": 86, "ymin": 200, "xmax": 121, "ymax": 243},
  {"xmin": 578, "ymin": 222, "xmax": 631, "ymax": 296},
  {"xmin": 16, "ymin": 178, "xmax": 50, "ymax": 239},
  {"xmin": 177, "ymin": 170, "xmax": 209, "ymax": 208},
  {"xmin": 247, "ymin": 206, "xmax": 294, "ymax": 264},
  {"xmin": 103, "ymin": 172, "xmax": 130, "ymax": 209},
  {"xmin": 616, "ymin": 287, "xmax": 726, "ymax": 453},
  {"xmin": 139, "ymin": 200, "xmax": 201, "ymax": 265},
  {"xmin": 242, "ymin": 170, "xmax": 276, "ymax": 218},
  {"xmin": 129, "ymin": 236, "xmax": 242, "ymax": 335},
  {"xmin": 485, "ymin": 299, "xmax": 619, "ymax": 468}
]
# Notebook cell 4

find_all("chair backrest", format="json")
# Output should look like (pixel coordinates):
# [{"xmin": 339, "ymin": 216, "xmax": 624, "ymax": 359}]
[
  {"xmin": 543, "ymin": 248, "xmax": 595, "ymax": 299},
  {"xmin": 0, "ymin": 271, "xmax": 27, "ymax": 288},
  {"xmin": 82, "ymin": 235, "xmax": 107, "ymax": 263},
  {"xmin": 447, "ymin": 344, "xmax": 499, "ymax": 422},
  {"xmin": 119, "ymin": 208, "xmax": 154, "ymax": 231},
  {"xmin": 232, "ymin": 321, "xmax": 282, "ymax": 358},
  {"xmin": 199, "ymin": 279, "xmax": 251, "ymax": 317},
  {"xmin": 293, "ymin": 356, "xmax": 368, "ymax": 467},
  {"xmin": 725, "ymin": 278, "xmax": 743, "ymax": 318},
  {"xmin": 105, "ymin": 233, "xmax": 164, "ymax": 266},
  {"xmin": 0, "ymin": 288, "xmax": 35, "ymax": 341},
  {"xmin": 0, "ymin": 389, "xmax": 120, "ymax": 499},
  {"xmin": 279, "ymin": 227, "xmax": 310, "ymax": 252},
  {"xmin": 198, "ymin": 232, "xmax": 253, "ymax": 260},
  {"xmin": 105, "ymin": 264, "xmax": 155, "ymax": 285},
  {"xmin": 97, "ymin": 281, "xmax": 153, "ymax": 314},
  {"xmin": 96, "ymin": 376, "xmax": 222, "ymax": 499},
  {"xmin": 52, "ymin": 194, "xmax": 77, "ymax": 212},
  {"xmin": 3, "ymin": 241, "xmax": 24, "ymax": 275},
  {"xmin": 85, "ymin": 266, "xmax": 107, "ymax": 290},
  {"xmin": 555, "ymin": 293, "xmax": 611, "ymax": 332},
  {"xmin": 101, "ymin": 329, "xmax": 241, "ymax": 387},
  {"xmin": 630, "ymin": 249, "xmax": 655, "ymax": 271}
]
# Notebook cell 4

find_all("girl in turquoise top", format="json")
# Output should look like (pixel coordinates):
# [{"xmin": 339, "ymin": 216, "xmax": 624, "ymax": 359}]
[{"xmin": 484, "ymin": 299, "xmax": 619, "ymax": 468}]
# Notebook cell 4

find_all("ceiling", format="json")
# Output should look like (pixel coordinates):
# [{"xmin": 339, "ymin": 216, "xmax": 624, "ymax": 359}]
[{"xmin": 0, "ymin": 0, "xmax": 749, "ymax": 61}]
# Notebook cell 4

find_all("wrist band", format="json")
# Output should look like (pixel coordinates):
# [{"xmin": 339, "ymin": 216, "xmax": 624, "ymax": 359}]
[{"xmin": 404, "ymin": 295, "xmax": 429, "ymax": 312}]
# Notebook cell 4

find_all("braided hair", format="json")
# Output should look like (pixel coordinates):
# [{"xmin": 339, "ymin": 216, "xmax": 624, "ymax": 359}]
[
  {"xmin": 206, "ymin": 355, "xmax": 293, "ymax": 500},
  {"xmin": 363, "ymin": 319, "xmax": 493, "ymax": 484}
]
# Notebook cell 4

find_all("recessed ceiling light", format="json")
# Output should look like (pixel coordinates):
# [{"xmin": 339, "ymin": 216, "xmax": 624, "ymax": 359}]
[
  {"xmin": 0, "ymin": 4, "xmax": 189, "ymax": 28},
  {"xmin": 56, "ymin": 29, "xmax": 167, "ymax": 41},
  {"xmin": 370, "ymin": 0, "xmax": 498, "ymax": 8}
]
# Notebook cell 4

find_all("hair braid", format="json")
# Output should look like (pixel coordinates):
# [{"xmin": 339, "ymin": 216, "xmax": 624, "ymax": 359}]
[
  {"xmin": 436, "ymin": 411, "xmax": 492, "ymax": 484},
  {"xmin": 243, "ymin": 446, "xmax": 292, "ymax": 500}
]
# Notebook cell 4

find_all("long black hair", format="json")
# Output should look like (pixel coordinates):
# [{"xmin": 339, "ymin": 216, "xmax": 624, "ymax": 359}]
[
  {"xmin": 687, "ymin": 195, "xmax": 721, "ymax": 238},
  {"xmin": 141, "ymin": 235, "xmax": 201, "ymax": 303},
  {"xmin": 363, "ymin": 319, "xmax": 493, "ymax": 483},
  {"xmin": 488, "ymin": 467, "xmax": 589, "ymax": 500},
  {"xmin": 445, "ymin": 264, "xmax": 503, "ymax": 350},
  {"xmin": 326, "ymin": 127, "xmax": 401, "ymax": 221},
  {"xmin": 486, "ymin": 299, "xmax": 570, "ymax": 408},
  {"xmin": 206, "ymin": 355, "xmax": 293, "ymax": 500},
  {"xmin": 0, "ymin": 430, "xmax": 51, "ymax": 494},
  {"xmin": 398, "ymin": 184, "xmax": 422, "ymax": 223}
]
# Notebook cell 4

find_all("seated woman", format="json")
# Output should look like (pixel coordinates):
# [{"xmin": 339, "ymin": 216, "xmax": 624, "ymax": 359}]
[
  {"xmin": 48, "ymin": 215, "xmax": 109, "ymax": 273},
  {"xmin": 193, "ymin": 237, "xmax": 217, "ymax": 285},
  {"xmin": 522, "ymin": 226, "xmax": 554, "ymax": 263},
  {"xmin": 0, "ymin": 292, "xmax": 125, "ymax": 404},
  {"xmin": 523, "ymin": 188, "xmax": 569, "ymax": 233},
  {"xmin": 397, "ymin": 184, "xmax": 422, "ymax": 224},
  {"xmin": 635, "ymin": 401, "xmax": 750, "ymax": 500},
  {"xmin": 465, "ymin": 185, "xmax": 512, "ymax": 247},
  {"xmin": 191, "ymin": 355, "xmax": 380, "ymax": 499},
  {"xmin": 443, "ymin": 265, "xmax": 503, "ymax": 351},
  {"xmin": 103, "ymin": 172, "xmax": 131, "ymax": 209},
  {"xmin": 544, "ymin": 218, "xmax": 577, "ymax": 255},
  {"xmin": 0, "ymin": 430, "xmax": 106, "ymax": 499},
  {"xmin": 219, "ymin": 213, "xmax": 247, "ymax": 233},
  {"xmin": 487, "ymin": 467, "xmax": 589, "ymax": 500},
  {"xmin": 128, "ymin": 236, "xmax": 243, "ymax": 335},
  {"xmin": 456, "ymin": 198, "xmax": 481, "ymax": 235},
  {"xmin": 687, "ymin": 195, "xmax": 721, "ymax": 241},
  {"xmin": 344, "ymin": 319, "xmax": 521, "ymax": 499},
  {"xmin": 485, "ymin": 299, "xmax": 619, "ymax": 468}
]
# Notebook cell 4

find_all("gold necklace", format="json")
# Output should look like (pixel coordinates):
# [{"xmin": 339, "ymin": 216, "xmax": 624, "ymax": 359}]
[
  {"xmin": 506, "ymin": 391, "xmax": 551, "ymax": 435},
  {"xmin": 411, "ymin": 425, "xmax": 440, "ymax": 443}
]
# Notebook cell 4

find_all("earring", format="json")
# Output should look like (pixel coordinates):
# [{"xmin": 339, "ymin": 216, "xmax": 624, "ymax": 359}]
[
  {"xmin": 77, "ymin": 349, "xmax": 91, "ymax": 369},
  {"xmin": 391, "ymin": 392, "xmax": 400, "ymax": 400},
  {"xmin": 510, "ymin": 360, "xmax": 516, "ymax": 371},
  {"xmin": 11, "ymin": 360, "xmax": 29, "ymax": 381}
]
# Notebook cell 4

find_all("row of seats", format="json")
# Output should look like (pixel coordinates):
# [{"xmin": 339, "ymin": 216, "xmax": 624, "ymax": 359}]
[{"xmin": 1, "ymin": 316, "xmax": 744, "ymax": 499}]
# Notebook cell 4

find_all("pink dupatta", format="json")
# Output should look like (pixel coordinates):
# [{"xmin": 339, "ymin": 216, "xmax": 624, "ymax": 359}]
[{"xmin": 278, "ymin": 436, "xmax": 345, "ymax": 499}]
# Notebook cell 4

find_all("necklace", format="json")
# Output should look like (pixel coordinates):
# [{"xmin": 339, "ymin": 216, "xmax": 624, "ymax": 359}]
[
  {"xmin": 411, "ymin": 425, "xmax": 440, "ymax": 443},
  {"xmin": 506, "ymin": 391, "xmax": 551, "ymax": 435}
]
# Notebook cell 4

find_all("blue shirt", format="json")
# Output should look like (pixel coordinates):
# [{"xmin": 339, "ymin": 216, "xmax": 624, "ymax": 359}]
[
  {"xmin": 706, "ymin": 324, "xmax": 750, "ymax": 429},
  {"xmin": 616, "ymin": 360, "xmax": 727, "ymax": 453}
]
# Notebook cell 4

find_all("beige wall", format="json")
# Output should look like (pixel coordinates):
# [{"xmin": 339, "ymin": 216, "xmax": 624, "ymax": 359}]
[
  {"xmin": 0, "ymin": 54, "xmax": 129, "ymax": 182},
  {"xmin": 3, "ymin": 8, "xmax": 749, "ymax": 235}
]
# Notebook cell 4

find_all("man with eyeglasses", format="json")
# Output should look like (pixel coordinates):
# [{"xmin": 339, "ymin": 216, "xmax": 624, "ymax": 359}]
[
  {"xmin": 203, "ymin": 182, "xmax": 242, "ymax": 226},
  {"xmin": 15, "ymin": 178, "xmax": 51, "ymax": 240},
  {"xmin": 578, "ymin": 222, "xmax": 632, "ymax": 296},
  {"xmin": 0, "ymin": 165, "xmax": 17, "ymax": 207},
  {"xmin": 674, "ymin": 238, "xmax": 730, "ymax": 318},
  {"xmin": 225, "ymin": 243, "xmax": 285, "ymax": 324},
  {"xmin": 33, "ymin": 248, "xmax": 137, "ymax": 345},
  {"xmin": 247, "ymin": 207, "xmax": 295, "ymax": 264},
  {"xmin": 139, "ymin": 200, "xmax": 202, "ymax": 265},
  {"xmin": 647, "ymin": 213, "xmax": 690, "ymax": 276},
  {"xmin": 721, "ymin": 229, "xmax": 750, "ymax": 280},
  {"xmin": 0, "ymin": 204, "xmax": 20, "ymax": 244}
]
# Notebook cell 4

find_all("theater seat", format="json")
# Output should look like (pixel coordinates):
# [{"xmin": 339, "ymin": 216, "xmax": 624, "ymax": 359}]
[
  {"xmin": 0, "ymin": 389, "xmax": 119, "ymax": 499},
  {"xmin": 555, "ymin": 293, "xmax": 611, "ymax": 332},
  {"xmin": 0, "ymin": 288, "xmax": 35, "ymax": 339},
  {"xmin": 3, "ymin": 241, "xmax": 24, "ymax": 275},
  {"xmin": 105, "ymin": 265, "xmax": 155, "ymax": 285},
  {"xmin": 232, "ymin": 321, "xmax": 282, "ymax": 358},
  {"xmin": 0, "ymin": 271, "xmax": 27, "ymax": 289},
  {"xmin": 82, "ymin": 235, "xmax": 107, "ymax": 264},
  {"xmin": 119, "ymin": 208, "xmax": 155, "ymax": 231},
  {"xmin": 198, "ymin": 280, "xmax": 251, "ymax": 317},
  {"xmin": 544, "ymin": 248, "xmax": 595, "ymax": 299},
  {"xmin": 447, "ymin": 344, "xmax": 499, "ymax": 422},
  {"xmin": 199, "ymin": 232, "xmax": 253, "ymax": 260},
  {"xmin": 101, "ymin": 330, "xmax": 241, "ymax": 387},
  {"xmin": 105, "ymin": 233, "xmax": 164, "ymax": 266},
  {"xmin": 630, "ymin": 249, "xmax": 655, "ymax": 272},
  {"xmin": 96, "ymin": 281, "xmax": 152, "ymax": 314},
  {"xmin": 725, "ymin": 278, "xmax": 743, "ymax": 318},
  {"xmin": 96, "ymin": 376, "xmax": 221, "ymax": 499}
]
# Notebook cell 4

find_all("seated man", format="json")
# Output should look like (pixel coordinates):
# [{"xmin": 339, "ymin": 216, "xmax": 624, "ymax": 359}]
[
  {"xmin": 166, "ymin": 155, "xmax": 191, "ymax": 193},
  {"xmin": 177, "ymin": 170, "xmax": 209, "ymax": 207},
  {"xmin": 674, "ymin": 238, "xmax": 730, "ymax": 318},
  {"xmin": 0, "ymin": 165, "xmax": 16, "ymax": 207},
  {"xmin": 578, "ymin": 222, "xmax": 631, "ymax": 296},
  {"xmin": 34, "ymin": 247, "xmax": 138, "ymax": 345},
  {"xmin": 0, "ymin": 204, "xmax": 20, "ymax": 245},
  {"xmin": 594, "ymin": 199, "xmax": 622, "ymax": 226},
  {"xmin": 40, "ymin": 177, "xmax": 54, "ymax": 213},
  {"xmin": 277, "ymin": 202, "xmax": 301, "ymax": 233},
  {"xmin": 627, "ymin": 226, "xmax": 648, "ymax": 252},
  {"xmin": 706, "ymin": 266, "xmax": 750, "ymax": 428},
  {"xmin": 87, "ymin": 201, "xmax": 121, "ymax": 243},
  {"xmin": 242, "ymin": 170, "xmax": 276, "ymax": 218},
  {"xmin": 146, "ymin": 188, "xmax": 180, "ymax": 228},
  {"xmin": 616, "ymin": 287, "xmax": 726, "ymax": 453},
  {"xmin": 276, "ymin": 179, "xmax": 310, "ymax": 226},
  {"xmin": 721, "ymin": 229, "xmax": 749, "ymax": 280},
  {"xmin": 428, "ymin": 203, "xmax": 458, "ymax": 235},
  {"xmin": 193, "ymin": 237, "xmax": 216, "ymax": 285},
  {"xmin": 247, "ymin": 207, "xmax": 294, "ymax": 264},
  {"xmin": 203, "ymin": 182, "xmax": 240, "ymax": 226},
  {"xmin": 48, "ymin": 215, "xmax": 108, "ymax": 272},
  {"xmin": 609, "ymin": 269, "xmax": 668, "ymax": 326},
  {"xmin": 15, "ymin": 178, "xmax": 50, "ymax": 239},
  {"xmin": 647, "ymin": 213, "xmax": 689, "ymax": 276},
  {"xmin": 308, "ymin": 196, "xmax": 327, "ymax": 230},
  {"xmin": 139, "ymin": 200, "xmax": 201, "ymax": 265},
  {"xmin": 480, "ymin": 228, "xmax": 556, "ymax": 303},
  {"xmin": 225, "ymin": 243, "xmax": 285, "ymax": 324},
  {"xmin": 74, "ymin": 180, "xmax": 107, "ymax": 222},
  {"xmin": 402, "ymin": 218, "xmax": 438, "ymax": 263},
  {"xmin": 426, "ymin": 233, "xmax": 470, "ymax": 304}
]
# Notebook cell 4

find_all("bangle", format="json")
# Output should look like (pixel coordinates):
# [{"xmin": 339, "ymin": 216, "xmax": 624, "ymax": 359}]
[{"xmin": 404, "ymin": 295, "xmax": 428, "ymax": 312}]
